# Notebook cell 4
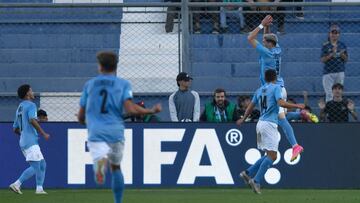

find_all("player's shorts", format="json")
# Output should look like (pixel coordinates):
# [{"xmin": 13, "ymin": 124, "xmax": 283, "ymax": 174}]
[
  {"xmin": 22, "ymin": 145, "xmax": 44, "ymax": 162},
  {"xmin": 279, "ymin": 87, "xmax": 287, "ymax": 114},
  {"xmin": 87, "ymin": 141, "xmax": 124, "ymax": 165},
  {"xmin": 256, "ymin": 120, "xmax": 281, "ymax": 152}
]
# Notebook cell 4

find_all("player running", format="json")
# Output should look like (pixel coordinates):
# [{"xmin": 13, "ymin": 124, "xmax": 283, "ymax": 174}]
[
  {"xmin": 237, "ymin": 69, "xmax": 305, "ymax": 194},
  {"xmin": 77, "ymin": 51, "xmax": 161, "ymax": 203},
  {"xmin": 10, "ymin": 84, "xmax": 50, "ymax": 195}
]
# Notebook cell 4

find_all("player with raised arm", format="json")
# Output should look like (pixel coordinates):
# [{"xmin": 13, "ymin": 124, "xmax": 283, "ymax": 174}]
[
  {"xmin": 237, "ymin": 69, "xmax": 305, "ymax": 194},
  {"xmin": 10, "ymin": 84, "xmax": 50, "ymax": 195},
  {"xmin": 77, "ymin": 51, "xmax": 161, "ymax": 203},
  {"xmin": 247, "ymin": 15, "xmax": 306, "ymax": 161}
]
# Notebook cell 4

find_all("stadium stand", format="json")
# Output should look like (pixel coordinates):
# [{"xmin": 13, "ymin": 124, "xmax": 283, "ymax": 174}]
[
  {"xmin": 0, "ymin": 0, "xmax": 359, "ymax": 121},
  {"xmin": 0, "ymin": 1, "xmax": 122, "ymax": 121}
]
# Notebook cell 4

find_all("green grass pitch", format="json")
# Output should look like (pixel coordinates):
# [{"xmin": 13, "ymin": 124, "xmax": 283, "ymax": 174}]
[{"xmin": 1, "ymin": 188, "xmax": 360, "ymax": 203}]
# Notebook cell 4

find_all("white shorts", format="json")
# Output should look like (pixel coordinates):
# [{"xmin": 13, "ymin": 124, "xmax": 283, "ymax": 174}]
[
  {"xmin": 87, "ymin": 141, "xmax": 124, "ymax": 165},
  {"xmin": 256, "ymin": 120, "xmax": 281, "ymax": 152},
  {"xmin": 22, "ymin": 145, "xmax": 44, "ymax": 162},
  {"xmin": 279, "ymin": 87, "xmax": 287, "ymax": 114}
]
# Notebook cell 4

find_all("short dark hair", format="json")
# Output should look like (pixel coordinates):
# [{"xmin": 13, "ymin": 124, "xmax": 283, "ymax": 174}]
[
  {"xmin": 264, "ymin": 69, "xmax": 277, "ymax": 83},
  {"xmin": 37, "ymin": 109, "xmax": 48, "ymax": 117},
  {"xmin": 288, "ymin": 98, "xmax": 297, "ymax": 104},
  {"xmin": 237, "ymin": 95, "xmax": 251, "ymax": 107},
  {"xmin": 214, "ymin": 88, "xmax": 226, "ymax": 96},
  {"xmin": 304, "ymin": 105, "xmax": 312, "ymax": 112},
  {"xmin": 332, "ymin": 83, "xmax": 344, "ymax": 90},
  {"xmin": 96, "ymin": 51, "xmax": 118, "ymax": 72},
  {"xmin": 17, "ymin": 84, "xmax": 31, "ymax": 99}
]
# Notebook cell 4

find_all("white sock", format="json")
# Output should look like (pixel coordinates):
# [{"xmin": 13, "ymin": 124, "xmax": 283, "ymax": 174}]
[
  {"xmin": 14, "ymin": 180, "xmax": 21, "ymax": 186},
  {"xmin": 36, "ymin": 186, "xmax": 43, "ymax": 191}
]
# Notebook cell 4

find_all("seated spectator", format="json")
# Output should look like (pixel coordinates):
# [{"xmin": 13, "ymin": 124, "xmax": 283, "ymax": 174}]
[
  {"xmin": 220, "ymin": 0, "xmax": 245, "ymax": 32},
  {"xmin": 318, "ymin": 83, "xmax": 357, "ymax": 122},
  {"xmin": 241, "ymin": 0, "xmax": 258, "ymax": 33},
  {"xmin": 292, "ymin": 0, "xmax": 304, "ymax": 20},
  {"xmin": 193, "ymin": 0, "xmax": 220, "ymax": 34},
  {"xmin": 37, "ymin": 109, "xmax": 48, "ymax": 122},
  {"xmin": 257, "ymin": 0, "xmax": 286, "ymax": 34},
  {"xmin": 124, "ymin": 101, "xmax": 160, "ymax": 122},
  {"xmin": 169, "ymin": 72, "xmax": 200, "ymax": 122},
  {"xmin": 235, "ymin": 96, "xmax": 260, "ymax": 122},
  {"xmin": 200, "ymin": 88, "xmax": 237, "ymax": 122}
]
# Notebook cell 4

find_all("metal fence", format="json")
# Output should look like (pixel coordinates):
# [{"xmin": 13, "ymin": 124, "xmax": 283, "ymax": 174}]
[{"xmin": 0, "ymin": 2, "xmax": 359, "ymax": 122}]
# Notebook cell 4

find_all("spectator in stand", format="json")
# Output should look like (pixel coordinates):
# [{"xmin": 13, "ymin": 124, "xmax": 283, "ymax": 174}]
[
  {"xmin": 318, "ymin": 83, "xmax": 357, "ymax": 122},
  {"xmin": 37, "ymin": 109, "xmax": 48, "ymax": 122},
  {"xmin": 235, "ymin": 96, "xmax": 260, "ymax": 122},
  {"xmin": 220, "ymin": 0, "xmax": 245, "ymax": 33},
  {"xmin": 124, "ymin": 101, "xmax": 160, "ymax": 122},
  {"xmin": 169, "ymin": 72, "xmax": 200, "ymax": 122},
  {"xmin": 241, "ymin": 0, "xmax": 257, "ymax": 33},
  {"xmin": 256, "ymin": 0, "xmax": 286, "ymax": 34},
  {"xmin": 321, "ymin": 24, "xmax": 348, "ymax": 102},
  {"xmin": 193, "ymin": 0, "xmax": 221, "ymax": 34},
  {"xmin": 200, "ymin": 88, "xmax": 237, "ymax": 122}
]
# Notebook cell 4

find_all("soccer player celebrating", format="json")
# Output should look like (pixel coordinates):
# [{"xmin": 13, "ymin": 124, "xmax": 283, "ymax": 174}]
[
  {"xmin": 77, "ymin": 51, "xmax": 161, "ymax": 203},
  {"xmin": 247, "ymin": 15, "xmax": 304, "ymax": 161},
  {"xmin": 237, "ymin": 69, "xmax": 305, "ymax": 194},
  {"xmin": 10, "ymin": 84, "xmax": 50, "ymax": 194}
]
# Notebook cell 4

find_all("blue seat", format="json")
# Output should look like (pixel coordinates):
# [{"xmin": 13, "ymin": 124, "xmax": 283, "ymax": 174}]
[
  {"xmin": 192, "ymin": 76, "xmax": 261, "ymax": 92},
  {"xmin": 0, "ymin": 48, "xmax": 111, "ymax": 63},
  {"xmin": 344, "ymin": 77, "xmax": 360, "ymax": 92},
  {"xmin": 191, "ymin": 35, "xmax": 221, "ymax": 48},
  {"xmin": 0, "ymin": 63, "xmax": 97, "ymax": 77},
  {"xmin": 192, "ymin": 63, "xmax": 233, "ymax": 77},
  {"xmin": 283, "ymin": 77, "xmax": 323, "ymax": 92},
  {"xmin": 0, "ymin": 78, "xmax": 89, "ymax": 92}
]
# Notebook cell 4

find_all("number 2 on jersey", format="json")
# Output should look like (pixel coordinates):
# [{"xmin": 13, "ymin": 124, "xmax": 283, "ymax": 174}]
[{"xmin": 100, "ymin": 89, "xmax": 108, "ymax": 114}]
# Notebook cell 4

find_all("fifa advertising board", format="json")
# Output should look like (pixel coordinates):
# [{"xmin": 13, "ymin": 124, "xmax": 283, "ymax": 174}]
[{"xmin": 0, "ymin": 122, "xmax": 359, "ymax": 189}]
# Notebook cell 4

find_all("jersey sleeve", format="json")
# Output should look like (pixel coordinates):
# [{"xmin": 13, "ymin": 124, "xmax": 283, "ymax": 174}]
[
  {"xmin": 27, "ymin": 103, "xmax": 37, "ymax": 120},
  {"xmin": 256, "ymin": 43, "xmax": 271, "ymax": 57},
  {"xmin": 274, "ymin": 85, "xmax": 283, "ymax": 101},
  {"xmin": 79, "ymin": 82, "xmax": 89, "ymax": 108},
  {"xmin": 122, "ymin": 81, "xmax": 133, "ymax": 102},
  {"xmin": 13, "ymin": 111, "xmax": 19, "ymax": 129},
  {"xmin": 251, "ymin": 90, "xmax": 259, "ymax": 105}
]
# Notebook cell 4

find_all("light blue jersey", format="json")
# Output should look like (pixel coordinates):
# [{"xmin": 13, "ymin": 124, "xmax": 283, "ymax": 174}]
[
  {"xmin": 13, "ymin": 100, "xmax": 38, "ymax": 150},
  {"xmin": 256, "ymin": 42, "xmax": 284, "ymax": 86},
  {"xmin": 252, "ymin": 83, "xmax": 283, "ymax": 124},
  {"xmin": 80, "ymin": 74, "xmax": 133, "ymax": 143}
]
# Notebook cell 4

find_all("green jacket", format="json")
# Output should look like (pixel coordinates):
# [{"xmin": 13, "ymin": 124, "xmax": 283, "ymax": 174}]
[{"xmin": 202, "ymin": 101, "xmax": 236, "ymax": 122}]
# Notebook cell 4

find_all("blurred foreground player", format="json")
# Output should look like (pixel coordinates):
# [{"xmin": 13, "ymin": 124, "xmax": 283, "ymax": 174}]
[{"xmin": 77, "ymin": 51, "xmax": 161, "ymax": 203}]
